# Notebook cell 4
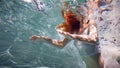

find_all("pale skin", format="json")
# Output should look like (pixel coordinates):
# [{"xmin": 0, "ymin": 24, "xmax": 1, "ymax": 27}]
[
  {"xmin": 29, "ymin": 14, "xmax": 105, "ymax": 68},
  {"xmin": 30, "ymin": 0, "xmax": 104, "ymax": 67},
  {"xmin": 30, "ymin": 19, "xmax": 98, "ymax": 47},
  {"xmin": 30, "ymin": 18, "xmax": 101, "ymax": 68}
]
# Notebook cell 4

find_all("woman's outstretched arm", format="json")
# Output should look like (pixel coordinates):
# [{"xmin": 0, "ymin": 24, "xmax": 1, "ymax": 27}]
[
  {"xmin": 74, "ymin": 22, "xmax": 98, "ymax": 42},
  {"xmin": 58, "ymin": 20, "xmax": 98, "ymax": 43},
  {"xmin": 30, "ymin": 35, "xmax": 70, "ymax": 47}
]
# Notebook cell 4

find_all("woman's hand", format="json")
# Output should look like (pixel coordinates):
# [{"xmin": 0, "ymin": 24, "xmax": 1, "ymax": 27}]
[
  {"xmin": 57, "ymin": 30, "xmax": 75, "ymax": 39},
  {"xmin": 30, "ymin": 35, "xmax": 45, "ymax": 41},
  {"xmin": 30, "ymin": 35, "xmax": 38, "ymax": 41}
]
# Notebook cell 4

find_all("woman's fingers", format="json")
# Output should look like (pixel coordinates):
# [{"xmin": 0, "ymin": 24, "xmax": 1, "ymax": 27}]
[
  {"xmin": 30, "ymin": 35, "xmax": 40, "ymax": 41},
  {"xmin": 56, "ymin": 29, "xmax": 68, "ymax": 35},
  {"xmin": 60, "ymin": 31, "xmax": 67, "ymax": 35},
  {"xmin": 30, "ymin": 35, "xmax": 36, "ymax": 41},
  {"xmin": 56, "ymin": 29, "xmax": 73, "ymax": 39},
  {"xmin": 30, "ymin": 35, "xmax": 50, "ymax": 42},
  {"xmin": 56, "ymin": 29, "xmax": 63, "ymax": 34}
]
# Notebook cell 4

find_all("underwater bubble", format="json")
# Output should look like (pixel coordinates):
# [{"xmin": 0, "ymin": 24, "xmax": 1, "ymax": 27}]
[
  {"xmin": 36, "ymin": 67, "xmax": 50, "ymax": 68},
  {"xmin": 22, "ymin": 0, "xmax": 32, "ymax": 3}
]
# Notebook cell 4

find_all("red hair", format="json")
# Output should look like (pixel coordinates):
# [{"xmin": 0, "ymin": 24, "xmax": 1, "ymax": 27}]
[
  {"xmin": 57, "ymin": 10, "xmax": 81, "ymax": 33},
  {"xmin": 64, "ymin": 10, "xmax": 80, "ymax": 32}
]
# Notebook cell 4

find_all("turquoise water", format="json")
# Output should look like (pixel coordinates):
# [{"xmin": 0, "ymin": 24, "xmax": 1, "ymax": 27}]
[
  {"xmin": 0, "ymin": 0, "xmax": 87, "ymax": 68},
  {"xmin": 0, "ymin": 0, "xmax": 118, "ymax": 68}
]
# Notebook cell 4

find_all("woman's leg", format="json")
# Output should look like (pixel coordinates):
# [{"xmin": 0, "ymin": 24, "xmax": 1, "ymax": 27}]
[{"xmin": 99, "ymin": 54, "xmax": 104, "ymax": 68}]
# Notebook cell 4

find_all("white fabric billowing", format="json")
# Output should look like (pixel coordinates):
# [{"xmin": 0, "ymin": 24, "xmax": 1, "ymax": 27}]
[
  {"xmin": 101, "ymin": 45, "xmax": 120, "ymax": 68},
  {"xmin": 97, "ymin": 0, "xmax": 120, "ymax": 68}
]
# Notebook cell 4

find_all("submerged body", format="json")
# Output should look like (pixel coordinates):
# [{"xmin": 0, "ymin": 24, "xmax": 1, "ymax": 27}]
[
  {"xmin": 30, "ymin": 11, "xmax": 100, "ymax": 68},
  {"xmin": 30, "ymin": 0, "xmax": 103, "ymax": 68}
]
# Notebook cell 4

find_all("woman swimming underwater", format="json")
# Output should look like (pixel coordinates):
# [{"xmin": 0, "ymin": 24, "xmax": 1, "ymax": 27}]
[
  {"xmin": 30, "ymin": 8, "xmax": 103, "ymax": 68},
  {"xmin": 29, "ymin": 0, "xmax": 106, "ymax": 67}
]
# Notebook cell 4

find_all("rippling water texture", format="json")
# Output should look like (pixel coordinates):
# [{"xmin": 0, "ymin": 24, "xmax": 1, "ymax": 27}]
[
  {"xmin": 0, "ymin": 0, "xmax": 86, "ymax": 68},
  {"xmin": 0, "ymin": 0, "xmax": 120, "ymax": 68}
]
